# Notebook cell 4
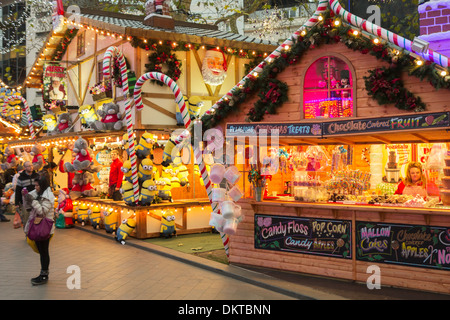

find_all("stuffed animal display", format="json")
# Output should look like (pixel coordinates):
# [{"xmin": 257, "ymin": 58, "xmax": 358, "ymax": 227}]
[
  {"xmin": 56, "ymin": 112, "xmax": 73, "ymax": 134},
  {"xmin": 43, "ymin": 114, "xmax": 58, "ymax": 135},
  {"xmin": 78, "ymin": 104, "xmax": 98, "ymax": 130},
  {"xmin": 115, "ymin": 218, "xmax": 136, "ymax": 245},
  {"xmin": 1, "ymin": 147, "xmax": 17, "ymax": 170},
  {"xmin": 160, "ymin": 210, "xmax": 176, "ymax": 238},
  {"xmin": 30, "ymin": 144, "xmax": 46, "ymax": 171},
  {"xmin": 91, "ymin": 102, "xmax": 124, "ymax": 131}
]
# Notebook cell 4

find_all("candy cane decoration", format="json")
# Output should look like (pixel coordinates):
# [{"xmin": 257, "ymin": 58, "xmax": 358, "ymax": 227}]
[
  {"xmin": 133, "ymin": 72, "xmax": 230, "ymax": 257},
  {"xmin": 103, "ymin": 46, "xmax": 140, "ymax": 204},
  {"xmin": 3, "ymin": 95, "xmax": 35, "ymax": 139},
  {"xmin": 329, "ymin": 0, "xmax": 449, "ymax": 68}
]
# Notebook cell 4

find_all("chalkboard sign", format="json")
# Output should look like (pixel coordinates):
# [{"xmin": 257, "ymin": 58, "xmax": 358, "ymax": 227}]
[
  {"xmin": 226, "ymin": 122, "xmax": 322, "ymax": 137},
  {"xmin": 254, "ymin": 214, "xmax": 352, "ymax": 259},
  {"xmin": 356, "ymin": 221, "xmax": 450, "ymax": 271},
  {"xmin": 322, "ymin": 112, "xmax": 450, "ymax": 136}
]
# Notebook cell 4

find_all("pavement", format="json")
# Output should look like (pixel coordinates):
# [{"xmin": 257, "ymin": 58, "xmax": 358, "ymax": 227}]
[{"xmin": 1, "ymin": 219, "xmax": 449, "ymax": 301}]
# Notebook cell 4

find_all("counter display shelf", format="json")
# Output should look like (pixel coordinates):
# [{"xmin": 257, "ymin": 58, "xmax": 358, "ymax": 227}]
[
  {"xmin": 229, "ymin": 199, "xmax": 450, "ymax": 294},
  {"xmin": 75, "ymin": 197, "xmax": 212, "ymax": 239}
]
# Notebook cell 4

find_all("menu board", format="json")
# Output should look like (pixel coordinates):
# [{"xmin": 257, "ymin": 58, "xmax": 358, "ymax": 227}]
[
  {"xmin": 254, "ymin": 214, "xmax": 352, "ymax": 259},
  {"xmin": 356, "ymin": 221, "xmax": 450, "ymax": 271}
]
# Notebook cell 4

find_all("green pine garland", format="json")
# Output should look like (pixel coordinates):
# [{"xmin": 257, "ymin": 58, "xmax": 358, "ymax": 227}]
[
  {"xmin": 144, "ymin": 45, "xmax": 182, "ymax": 86},
  {"xmin": 198, "ymin": 9, "xmax": 450, "ymax": 133}
]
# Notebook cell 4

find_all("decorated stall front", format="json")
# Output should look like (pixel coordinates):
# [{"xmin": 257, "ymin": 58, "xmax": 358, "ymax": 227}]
[
  {"xmin": 192, "ymin": 1, "xmax": 450, "ymax": 294},
  {"xmin": 17, "ymin": 5, "xmax": 276, "ymax": 244}
]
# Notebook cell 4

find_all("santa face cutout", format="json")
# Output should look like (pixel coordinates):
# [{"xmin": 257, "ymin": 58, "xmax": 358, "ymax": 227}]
[{"xmin": 202, "ymin": 49, "xmax": 228, "ymax": 86}]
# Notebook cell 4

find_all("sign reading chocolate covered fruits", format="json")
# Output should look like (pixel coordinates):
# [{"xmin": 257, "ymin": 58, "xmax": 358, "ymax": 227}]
[{"xmin": 254, "ymin": 214, "xmax": 351, "ymax": 259}]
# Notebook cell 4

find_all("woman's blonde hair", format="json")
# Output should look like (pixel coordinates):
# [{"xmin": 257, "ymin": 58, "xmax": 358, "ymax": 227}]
[{"xmin": 404, "ymin": 162, "xmax": 426, "ymax": 186}]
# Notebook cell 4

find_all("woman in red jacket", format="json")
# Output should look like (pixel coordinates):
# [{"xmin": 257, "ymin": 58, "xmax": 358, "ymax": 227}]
[{"xmin": 395, "ymin": 162, "xmax": 427, "ymax": 198}]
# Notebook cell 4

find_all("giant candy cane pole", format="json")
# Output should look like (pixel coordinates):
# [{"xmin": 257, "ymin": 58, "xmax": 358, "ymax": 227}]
[
  {"xmin": 133, "ymin": 72, "xmax": 230, "ymax": 256},
  {"xmin": 3, "ymin": 95, "xmax": 35, "ymax": 139},
  {"xmin": 103, "ymin": 46, "xmax": 140, "ymax": 204},
  {"xmin": 329, "ymin": 0, "xmax": 449, "ymax": 68}
]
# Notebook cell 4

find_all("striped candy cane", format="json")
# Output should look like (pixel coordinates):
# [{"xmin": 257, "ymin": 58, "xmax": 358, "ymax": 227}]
[
  {"xmin": 329, "ymin": 0, "xmax": 449, "ymax": 68},
  {"xmin": 3, "ymin": 95, "xmax": 35, "ymax": 139},
  {"xmin": 133, "ymin": 72, "xmax": 230, "ymax": 256},
  {"xmin": 103, "ymin": 46, "xmax": 140, "ymax": 204}
]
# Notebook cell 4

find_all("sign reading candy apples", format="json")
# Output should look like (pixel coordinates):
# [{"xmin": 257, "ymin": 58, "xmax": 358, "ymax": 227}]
[{"xmin": 254, "ymin": 214, "xmax": 351, "ymax": 259}]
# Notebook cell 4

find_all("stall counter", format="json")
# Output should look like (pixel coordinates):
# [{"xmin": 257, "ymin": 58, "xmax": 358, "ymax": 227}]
[
  {"xmin": 229, "ymin": 199, "xmax": 450, "ymax": 294},
  {"xmin": 75, "ymin": 197, "xmax": 212, "ymax": 239}
]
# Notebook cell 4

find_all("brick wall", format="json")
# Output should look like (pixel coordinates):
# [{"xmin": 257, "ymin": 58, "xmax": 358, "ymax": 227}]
[{"xmin": 420, "ymin": 2, "xmax": 450, "ymax": 35}]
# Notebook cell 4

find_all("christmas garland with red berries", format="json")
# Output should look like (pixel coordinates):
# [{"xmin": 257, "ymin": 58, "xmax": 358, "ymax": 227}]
[{"xmin": 144, "ymin": 46, "xmax": 181, "ymax": 86}]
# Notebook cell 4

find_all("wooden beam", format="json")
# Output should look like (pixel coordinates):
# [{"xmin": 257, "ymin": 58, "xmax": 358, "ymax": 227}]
[
  {"xmin": 411, "ymin": 133, "xmax": 430, "ymax": 143},
  {"xmin": 142, "ymin": 97, "xmax": 176, "ymax": 119},
  {"xmin": 370, "ymin": 135, "xmax": 392, "ymax": 144}
]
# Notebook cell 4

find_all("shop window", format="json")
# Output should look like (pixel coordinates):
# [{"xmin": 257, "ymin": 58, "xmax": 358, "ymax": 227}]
[{"xmin": 303, "ymin": 56, "xmax": 353, "ymax": 119}]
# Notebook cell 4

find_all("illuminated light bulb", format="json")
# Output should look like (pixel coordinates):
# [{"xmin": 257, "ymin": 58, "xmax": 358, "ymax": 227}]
[
  {"xmin": 416, "ymin": 60, "xmax": 423, "ymax": 66},
  {"xmin": 334, "ymin": 20, "xmax": 340, "ymax": 26},
  {"xmin": 373, "ymin": 38, "xmax": 380, "ymax": 44},
  {"xmin": 440, "ymin": 70, "xmax": 448, "ymax": 76},
  {"xmin": 352, "ymin": 30, "xmax": 359, "ymax": 36},
  {"xmin": 318, "ymin": 15, "xmax": 324, "ymax": 21}
]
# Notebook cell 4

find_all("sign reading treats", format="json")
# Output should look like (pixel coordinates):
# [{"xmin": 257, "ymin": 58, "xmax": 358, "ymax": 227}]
[
  {"xmin": 226, "ymin": 122, "xmax": 323, "ymax": 137},
  {"xmin": 356, "ymin": 221, "xmax": 450, "ymax": 271},
  {"xmin": 323, "ymin": 112, "xmax": 450, "ymax": 136},
  {"xmin": 254, "ymin": 214, "xmax": 352, "ymax": 259}
]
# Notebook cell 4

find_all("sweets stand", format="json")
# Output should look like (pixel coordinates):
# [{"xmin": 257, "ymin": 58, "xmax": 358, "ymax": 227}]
[
  {"xmin": 74, "ymin": 197, "xmax": 212, "ymax": 239},
  {"xmin": 224, "ymin": 116, "xmax": 450, "ymax": 294}
]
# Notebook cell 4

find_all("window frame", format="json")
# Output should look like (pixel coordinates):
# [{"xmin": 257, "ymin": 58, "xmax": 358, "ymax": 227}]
[{"xmin": 301, "ymin": 52, "xmax": 357, "ymax": 120}]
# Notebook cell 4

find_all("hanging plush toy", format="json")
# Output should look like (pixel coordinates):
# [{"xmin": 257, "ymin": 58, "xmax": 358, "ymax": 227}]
[
  {"xmin": 187, "ymin": 96, "xmax": 204, "ymax": 120},
  {"xmin": 138, "ymin": 158, "xmax": 154, "ymax": 185},
  {"xmin": 43, "ymin": 114, "xmax": 58, "ymax": 135},
  {"xmin": 56, "ymin": 112, "xmax": 73, "ymax": 134},
  {"xmin": 64, "ymin": 137, "xmax": 93, "ymax": 172},
  {"xmin": 78, "ymin": 104, "xmax": 98, "ymax": 130},
  {"xmin": 121, "ymin": 160, "xmax": 133, "ymax": 183},
  {"xmin": 31, "ymin": 144, "xmax": 46, "ymax": 171},
  {"xmin": 76, "ymin": 202, "xmax": 89, "ymax": 226},
  {"xmin": 139, "ymin": 179, "xmax": 157, "ymax": 206},
  {"xmin": 88, "ymin": 205, "xmax": 101, "ymax": 229},
  {"xmin": 160, "ymin": 210, "xmax": 176, "ymax": 238},
  {"xmin": 1, "ymin": 147, "xmax": 18, "ymax": 170},
  {"xmin": 136, "ymin": 132, "xmax": 157, "ymax": 159},
  {"xmin": 56, "ymin": 188, "xmax": 74, "ymax": 228},
  {"xmin": 120, "ymin": 180, "xmax": 137, "ymax": 206},
  {"xmin": 92, "ymin": 102, "xmax": 124, "ymax": 131},
  {"xmin": 103, "ymin": 210, "xmax": 118, "ymax": 234},
  {"xmin": 175, "ymin": 164, "xmax": 189, "ymax": 187},
  {"xmin": 115, "ymin": 218, "xmax": 136, "ymax": 245},
  {"xmin": 156, "ymin": 177, "xmax": 172, "ymax": 202}
]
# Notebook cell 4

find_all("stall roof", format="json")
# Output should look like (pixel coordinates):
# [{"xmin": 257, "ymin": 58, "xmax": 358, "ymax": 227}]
[{"xmin": 23, "ymin": 8, "xmax": 278, "ymax": 89}]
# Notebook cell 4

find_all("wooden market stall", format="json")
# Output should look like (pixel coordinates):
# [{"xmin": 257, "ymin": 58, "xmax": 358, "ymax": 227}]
[
  {"xmin": 200, "ymin": 4, "xmax": 450, "ymax": 294},
  {"xmin": 18, "ymin": 6, "xmax": 277, "ymax": 239}
]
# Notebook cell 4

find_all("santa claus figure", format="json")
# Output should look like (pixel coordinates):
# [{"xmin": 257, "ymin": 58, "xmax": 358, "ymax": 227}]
[{"xmin": 202, "ymin": 48, "xmax": 228, "ymax": 86}]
